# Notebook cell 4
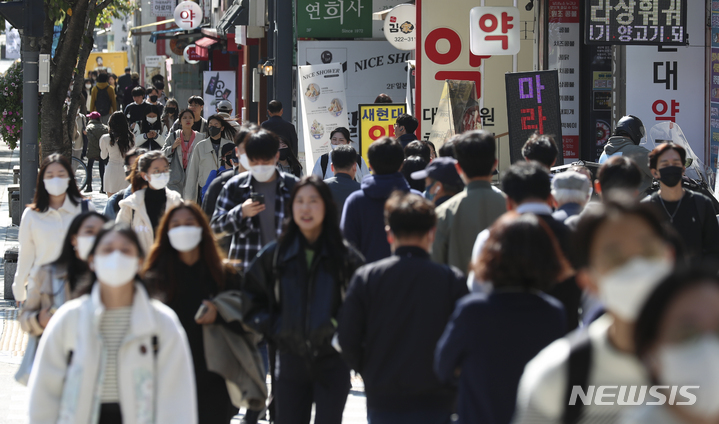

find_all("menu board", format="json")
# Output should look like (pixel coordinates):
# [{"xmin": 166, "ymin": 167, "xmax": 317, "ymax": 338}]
[{"xmin": 585, "ymin": 0, "xmax": 687, "ymax": 46}]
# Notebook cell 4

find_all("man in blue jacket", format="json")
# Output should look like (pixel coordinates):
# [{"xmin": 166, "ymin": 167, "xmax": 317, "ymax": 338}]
[
  {"xmin": 338, "ymin": 192, "xmax": 468, "ymax": 424},
  {"xmin": 341, "ymin": 137, "xmax": 412, "ymax": 263}
]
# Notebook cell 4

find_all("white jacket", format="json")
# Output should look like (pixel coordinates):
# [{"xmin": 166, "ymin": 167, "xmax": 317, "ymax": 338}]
[
  {"xmin": 184, "ymin": 137, "xmax": 234, "ymax": 201},
  {"xmin": 311, "ymin": 152, "xmax": 369, "ymax": 182},
  {"xmin": 116, "ymin": 188, "xmax": 182, "ymax": 254},
  {"xmin": 14, "ymin": 196, "xmax": 95, "ymax": 301},
  {"xmin": 28, "ymin": 283, "xmax": 198, "ymax": 424},
  {"xmin": 132, "ymin": 123, "xmax": 166, "ymax": 150}
]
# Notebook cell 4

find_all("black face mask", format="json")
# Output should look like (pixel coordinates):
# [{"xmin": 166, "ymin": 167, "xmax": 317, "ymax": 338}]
[
  {"xmin": 279, "ymin": 148, "xmax": 289, "ymax": 161},
  {"xmin": 209, "ymin": 126, "xmax": 222, "ymax": 138},
  {"xmin": 658, "ymin": 166, "xmax": 683, "ymax": 187},
  {"xmin": 165, "ymin": 107, "xmax": 177, "ymax": 115},
  {"xmin": 149, "ymin": 95, "xmax": 158, "ymax": 102}
]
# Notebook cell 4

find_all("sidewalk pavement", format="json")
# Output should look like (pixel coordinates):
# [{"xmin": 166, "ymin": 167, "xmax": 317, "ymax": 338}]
[{"xmin": 0, "ymin": 144, "xmax": 367, "ymax": 423}]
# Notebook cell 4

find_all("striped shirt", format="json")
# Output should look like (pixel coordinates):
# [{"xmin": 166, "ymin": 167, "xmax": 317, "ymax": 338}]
[{"xmin": 99, "ymin": 307, "xmax": 132, "ymax": 403}]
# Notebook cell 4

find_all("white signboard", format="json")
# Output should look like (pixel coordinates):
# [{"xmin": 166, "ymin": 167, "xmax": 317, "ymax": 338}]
[
  {"xmin": 5, "ymin": 25, "xmax": 20, "ymax": 60},
  {"xmin": 145, "ymin": 55, "xmax": 165, "ymax": 69},
  {"xmin": 202, "ymin": 71, "xmax": 237, "ymax": 119},
  {"xmin": 152, "ymin": 0, "xmax": 173, "ymax": 17},
  {"xmin": 174, "ymin": 1, "xmax": 203, "ymax": 30},
  {"xmin": 384, "ymin": 4, "xmax": 416, "ymax": 51},
  {"xmin": 469, "ymin": 7, "xmax": 520, "ymax": 56},
  {"xmin": 298, "ymin": 40, "xmax": 411, "ymax": 146},
  {"xmin": 298, "ymin": 63, "xmax": 349, "ymax": 170},
  {"xmin": 183, "ymin": 45, "xmax": 200, "ymax": 64}
]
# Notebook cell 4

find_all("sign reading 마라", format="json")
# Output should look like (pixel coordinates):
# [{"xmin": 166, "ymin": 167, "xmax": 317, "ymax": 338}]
[
  {"xmin": 585, "ymin": 0, "xmax": 687, "ymax": 46},
  {"xmin": 358, "ymin": 103, "xmax": 406, "ymax": 161},
  {"xmin": 505, "ymin": 70, "xmax": 563, "ymax": 164}
]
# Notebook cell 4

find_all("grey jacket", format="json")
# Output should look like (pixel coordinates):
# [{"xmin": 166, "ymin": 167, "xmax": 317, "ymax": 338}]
[
  {"xmin": 600, "ymin": 136, "xmax": 653, "ymax": 193},
  {"xmin": 162, "ymin": 129, "xmax": 198, "ymax": 196}
]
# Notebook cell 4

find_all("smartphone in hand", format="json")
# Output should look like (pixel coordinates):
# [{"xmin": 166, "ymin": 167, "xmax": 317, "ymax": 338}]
[
  {"xmin": 250, "ymin": 193, "xmax": 265, "ymax": 205},
  {"xmin": 194, "ymin": 304, "xmax": 209, "ymax": 321}
]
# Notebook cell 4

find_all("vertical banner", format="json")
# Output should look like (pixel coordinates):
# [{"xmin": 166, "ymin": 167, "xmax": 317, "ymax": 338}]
[
  {"xmin": 358, "ymin": 103, "xmax": 406, "ymax": 161},
  {"xmin": 586, "ymin": 46, "xmax": 613, "ymax": 161},
  {"xmin": 505, "ymin": 70, "xmax": 563, "ymax": 164},
  {"xmin": 202, "ymin": 71, "xmax": 236, "ymax": 119},
  {"xmin": 298, "ymin": 63, "xmax": 349, "ymax": 170},
  {"xmin": 711, "ymin": 0, "xmax": 719, "ymax": 173},
  {"xmin": 428, "ymin": 80, "xmax": 482, "ymax": 148},
  {"xmin": 547, "ymin": 0, "xmax": 580, "ymax": 162}
]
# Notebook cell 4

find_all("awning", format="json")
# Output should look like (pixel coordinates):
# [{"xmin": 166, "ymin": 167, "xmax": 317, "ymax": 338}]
[
  {"xmin": 217, "ymin": 0, "xmax": 246, "ymax": 36},
  {"xmin": 194, "ymin": 37, "xmax": 218, "ymax": 48},
  {"xmin": 149, "ymin": 27, "xmax": 203, "ymax": 43}
]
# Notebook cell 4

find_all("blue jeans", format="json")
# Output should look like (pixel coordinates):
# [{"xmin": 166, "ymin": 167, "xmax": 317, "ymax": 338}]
[{"xmin": 367, "ymin": 409, "xmax": 452, "ymax": 424}]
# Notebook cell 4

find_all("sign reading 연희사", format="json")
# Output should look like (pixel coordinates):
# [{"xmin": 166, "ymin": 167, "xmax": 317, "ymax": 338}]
[
  {"xmin": 585, "ymin": 0, "xmax": 687, "ymax": 46},
  {"xmin": 358, "ymin": 103, "xmax": 406, "ymax": 161},
  {"xmin": 505, "ymin": 70, "xmax": 563, "ymax": 164},
  {"xmin": 298, "ymin": 0, "xmax": 370, "ymax": 39}
]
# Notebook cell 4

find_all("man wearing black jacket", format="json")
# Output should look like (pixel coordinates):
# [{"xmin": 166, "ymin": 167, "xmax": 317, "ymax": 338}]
[
  {"xmin": 261, "ymin": 100, "xmax": 299, "ymax": 156},
  {"xmin": 338, "ymin": 192, "xmax": 468, "ymax": 424}
]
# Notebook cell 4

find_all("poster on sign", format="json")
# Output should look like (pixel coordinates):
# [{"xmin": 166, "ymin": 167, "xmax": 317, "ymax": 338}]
[
  {"xmin": 428, "ymin": 80, "xmax": 482, "ymax": 148},
  {"xmin": 202, "ymin": 71, "xmax": 236, "ymax": 119},
  {"xmin": 358, "ymin": 103, "xmax": 406, "ymax": 160},
  {"xmin": 505, "ymin": 70, "xmax": 563, "ymax": 164},
  {"xmin": 469, "ymin": 7, "xmax": 520, "ymax": 55},
  {"xmin": 298, "ymin": 63, "xmax": 350, "ymax": 171},
  {"xmin": 585, "ymin": 0, "xmax": 687, "ymax": 45}
]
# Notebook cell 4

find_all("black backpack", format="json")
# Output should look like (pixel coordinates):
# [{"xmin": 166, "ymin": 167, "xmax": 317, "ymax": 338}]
[
  {"xmin": 95, "ymin": 86, "xmax": 111, "ymax": 116},
  {"xmin": 320, "ymin": 153, "xmax": 362, "ymax": 178}
]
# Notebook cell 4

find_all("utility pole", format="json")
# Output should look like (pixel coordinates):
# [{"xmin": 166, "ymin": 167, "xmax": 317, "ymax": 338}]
[{"xmin": 0, "ymin": 0, "xmax": 44, "ymax": 210}]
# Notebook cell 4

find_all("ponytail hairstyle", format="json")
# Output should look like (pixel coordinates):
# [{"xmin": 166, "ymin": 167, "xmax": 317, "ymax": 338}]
[
  {"xmin": 108, "ymin": 111, "xmax": 135, "ymax": 156},
  {"xmin": 129, "ymin": 151, "xmax": 169, "ymax": 192}
]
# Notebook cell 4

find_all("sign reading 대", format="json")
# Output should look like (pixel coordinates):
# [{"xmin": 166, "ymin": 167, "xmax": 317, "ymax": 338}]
[
  {"xmin": 505, "ymin": 70, "xmax": 563, "ymax": 164},
  {"xmin": 469, "ymin": 7, "xmax": 520, "ymax": 55},
  {"xmin": 585, "ymin": 0, "xmax": 687, "ymax": 45},
  {"xmin": 358, "ymin": 103, "xmax": 406, "ymax": 161},
  {"xmin": 174, "ymin": 1, "xmax": 203, "ymax": 31}
]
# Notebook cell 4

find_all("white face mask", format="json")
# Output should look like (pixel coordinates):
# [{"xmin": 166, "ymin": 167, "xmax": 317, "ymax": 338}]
[
  {"xmin": 168, "ymin": 226, "xmax": 203, "ymax": 252},
  {"xmin": 44, "ymin": 177, "xmax": 70, "ymax": 196},
  {"xmin": 659, "ymin": 335, "xmax": 719, "ymax": 418},
  {"xmin": 146, "ymin": 116, "xmax": 158, "ymax": 124},
  {"xmin": 598, "ymin": 257, "xmax": 672, "ymax": 322},
  {"xmin": 75, "ymin": 236, "xmax": 96, "ymax": 261},
  {"xmin": 239, "ymin": 153, "xmax": 250, "ymax": 170},
  {"xmin": 147, "ymin": 172, "xmax": 170, "ymax": 190},
  {"xmin": 93, "ymin": 251, "xmax": 139, "ymax": 288},
  {"xmin": 85, "ymin": 84, "xmax": 92, "ymax": 89},
  {"xmin": 250, "ymin": 164, "xmax": 276, "ymax": 182}
]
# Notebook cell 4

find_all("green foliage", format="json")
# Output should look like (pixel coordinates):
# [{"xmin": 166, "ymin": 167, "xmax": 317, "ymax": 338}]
[
  {"xmin": 0, "ymin": 62, "xmax": 24, "ymax": 149},
  {"xmin": 97, "ymin": 0, "xmax": 135, "ymax": 25}
]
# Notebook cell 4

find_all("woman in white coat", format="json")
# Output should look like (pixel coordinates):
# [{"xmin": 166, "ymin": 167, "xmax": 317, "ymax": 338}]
[
  {"xmin": 100, "ymin": 111, "xmax": 135, "ymax": 197},
  {"xmin": 28, "ymin": 223, "xmax": 197, "ymax": 424},
  {"xmin": 116, "ymin": 151, "xmax": 182, "ymax": 254},
  {"xmin": 14, "ymin": 154, "xmax": 94, "ymax": 305},
  {"xmin": 183, "ymin": 114, "xmax": 237, "ymax": 202},
  {"xmin": 311, "ymin": 127, "xmax": 369, "ymax": 182}
]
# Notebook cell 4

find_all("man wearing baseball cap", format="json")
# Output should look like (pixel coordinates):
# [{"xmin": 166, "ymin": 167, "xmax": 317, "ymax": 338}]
[
  {"xmin": 411, "ymin": 157, "xmax": 465, "ymax": 207},
  {"xmin": 216, "ymin": 100, "xmax": 241, "ymax": 131}
]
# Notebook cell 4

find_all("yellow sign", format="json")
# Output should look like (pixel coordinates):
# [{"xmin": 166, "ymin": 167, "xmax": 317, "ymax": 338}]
[
  {"xmin": 85, "ymin": 52, "xmax": 128, "ymax": 77},
  {"xmin": 358, "ymin": 103, "xmax": 407, "ymax": 161}
]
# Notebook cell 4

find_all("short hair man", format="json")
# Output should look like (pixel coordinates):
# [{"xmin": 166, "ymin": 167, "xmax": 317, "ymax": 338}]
[
  {"xmin": 551, "ymin": 171, "xmax": 592, "ymax": 223},
  {"xmin": 394, "ymin": 114, "xmax": 419, "ymax": 148},
  {"xmin": 642, "ymin": 142, "xmax": 719, "ymax": 259},
  {"xmin": 522, "ymin": 133, "xmax": 558, "ymax": 169},
  {"xmin": 324, "ymin": 145, "xmax": 361, "ymax": 219},
  {"xmin": 122, "ymin": 72, "xmax": 141, "ymax": 109},
  {"xmin": 124, "ymin": 86, "xmax": 147, "ymax": 124},
  {"xmin": 211, "ymin": 129, "xmax": 299, "ymax": 269},
  {"xmin": 338, "ymin": 192, "xmax": 468, "ymax": 424},
  {"xmin": 404, "ymin": 140, "xmax": 431, "ymax": 163},
  {"xmin": 89, "ymin": 72, "xmax": 117, "ymax": 124},
  {"xmin": 341, "ymin": 137, "xmax": 412, "ymax": 263},
  {"xmin": 116, "ymin": 67, "xmax": 133, "ymax": 108},
  {"xmin": 144, "ymin": 87, "xmax": 164, "ymax": 117},
  {"xmin": 431, "ymin": 130, "xmax": 506, "ymax": 274},
  {"xmin": 172, "ymin": 95, "xmax": 208, "ymax": 136},
  {"xmin": 261, "ymin": 100, "xmax": 299, "ymax": 156},
  {"xmin": 598, "ymin": 114, "xmax": 652, "ymax": 193},
  {"xmin": 411, "ymin": 157, "xmax": 465, "ymax": 207}
]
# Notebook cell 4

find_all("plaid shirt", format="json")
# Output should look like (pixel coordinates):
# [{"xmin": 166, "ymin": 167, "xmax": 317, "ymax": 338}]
[{"xmin": 210, "ymin": 170, "xmax": 297, "ymax": 270}]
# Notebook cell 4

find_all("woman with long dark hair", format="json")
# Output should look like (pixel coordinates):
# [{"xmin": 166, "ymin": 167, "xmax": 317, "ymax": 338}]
[
  {"xmin": 133, "ymin": 104, "xmax": 165, "ymax": 151},
  {"xmin": 116, "ymin": 151, "xmax": 183, "ymax": 254},
  {"xmin": 13, "ymin": 154, "xmax": 94, "ymax": 304},
  {"xmin": 243, "ymin": 175, "xmax": 364, "ymax": 424},
  {"xmin": 184, "ymin": 114, "xmax": 237, "ymax": 202},
  {"xmin": 162, "ymin": 109, "xmax": 200, "ymax": 195},
  {"xmin": 161, "ymin": 98, "xmax": 179, "ymax": 134},
  {"xmin": 20, "ymin": 212, "xmax": 108, "ymax": 336},
  {"xmin": 28, "ymin": 223, "xmax": 197, "ymax": 424},
  {"xmin": 100, "ymin": 111, "xmax": 135, "ymax": 197},
  {"xmin": 277, "ymin": 139, "xmax": 303, "ymax": 178},
  {"xmin": 143, "ymin": 202, "xmax": 241, "ymax": 423}
]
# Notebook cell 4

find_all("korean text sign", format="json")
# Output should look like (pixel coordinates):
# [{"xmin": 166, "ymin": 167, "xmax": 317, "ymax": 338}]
[
  {"xmin": 505, "ymin": 70, "xmax": 563, "ymax": 164},
  {"xmin": 358, "ymin": 103, "xmax": 406, "ymax": 161},
  {"xmin": 298, "ymin": 0, "xmax": 370, "ymax": 39},
  {"xmin": 585, "ymin": 0, "xmax": 687, "ymax": 45},
  {"xmin": 469, "ymin": 7, "xmax": 520, "ymax": 55}
]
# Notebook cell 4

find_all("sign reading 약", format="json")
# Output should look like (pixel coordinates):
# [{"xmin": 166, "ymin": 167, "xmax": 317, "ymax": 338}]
[
  {"xmin": 174, "ymin": 1, "xmax": 203, "ymax": 31},
  {"xmin": 505, "ymin": 70, "xmax": 563, "ymax": 164},
  {"xmin": 358, "ymin": 103, "xmax": 406, "ymax": 161},
  {"xmin": 298, "ymin": 0, "xmax": 370, "ymax": 39},
  {"xmin": 585, "ymin": 0, "xmax": 687, "ymax": 45},
  {"xmin": 469, "ymin": 7, "xmax": 520, "ymax": 55}
]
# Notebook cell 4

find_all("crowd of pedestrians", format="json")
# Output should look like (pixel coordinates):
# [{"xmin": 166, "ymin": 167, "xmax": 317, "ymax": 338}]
[{"xmin": 12, "ymin": 98, "xmax": 719, "ymax": 424}]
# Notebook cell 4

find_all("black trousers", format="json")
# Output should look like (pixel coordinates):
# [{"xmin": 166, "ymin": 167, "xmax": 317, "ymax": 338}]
[
  {"xmin": 99, "ymin": 403, "xmax": 122, "ymax": 424},
  {"xmin": 274, "ymin": 351, "xmax": 351, "ymax": 424},
  {"xmin": 86, "ymin": 157, "xmax": 106, "ymax": 189}
]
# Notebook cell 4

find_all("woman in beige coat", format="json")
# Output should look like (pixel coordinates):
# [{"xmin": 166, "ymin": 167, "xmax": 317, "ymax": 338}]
[
  {"xmin": 116, "ymin": 151, "xmax": 182, "ymax": 254},
  {"xmin": 20, "ymin": 212, "xmax": 108, "ymax": 336},
  {"xmin": 183, "ymin": 114, "xmax": 237, "ymax": 202}
]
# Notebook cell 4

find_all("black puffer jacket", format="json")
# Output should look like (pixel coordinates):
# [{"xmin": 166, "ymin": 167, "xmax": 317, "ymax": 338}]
[{"xmin": 243, "ymin": 235, "xmax": 364, "ymax": 358}]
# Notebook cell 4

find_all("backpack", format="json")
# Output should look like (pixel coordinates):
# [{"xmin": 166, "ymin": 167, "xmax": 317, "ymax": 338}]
[
  {"xmin": 320, "ymin": 153, "xmax": 362, "ymax": 178},
  {"xmin": 95, "ymin": 86, "xmax": 111, "ymax": 116}
]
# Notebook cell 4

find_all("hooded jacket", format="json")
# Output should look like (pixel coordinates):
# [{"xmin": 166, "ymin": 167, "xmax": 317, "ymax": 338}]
[
  {"xmin": 340, "ymin": 172, "xmax": 412, "ymax": 263},
  {"xmin": 599, "ymin": 136, "xmax": 653, "ymax": 193},
  {"xmin": 85, "ymin": 119, "xmax": 108, "ymax": 160}
]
